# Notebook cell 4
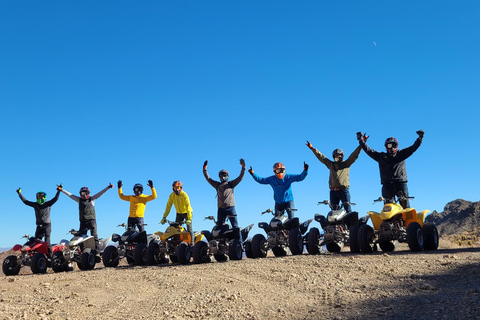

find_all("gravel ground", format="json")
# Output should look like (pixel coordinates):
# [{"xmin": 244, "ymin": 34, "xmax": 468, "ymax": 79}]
[{"xmin": 1, "ymin": 239, "xmax": 479, "ymax": 320}]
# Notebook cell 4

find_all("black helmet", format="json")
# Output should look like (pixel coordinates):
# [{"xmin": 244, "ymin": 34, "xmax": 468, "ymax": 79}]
[
  {"xmin": 385, "ymin": 137, "xmax": 399, "ymax": 153},
  {"xmin": 332, "ymin": 148, "xmax": 344, "ymax": 162},
  {"xmin": 133, "ymin": 183, "xmax": 143, "ymax": 196},
  {"xmin": 79, "ymin": 187, "xmax": 90, "ymax": 199},
  {"xmin": 219, "ymin": 169, "xmax": 229, "ymax": 182}
]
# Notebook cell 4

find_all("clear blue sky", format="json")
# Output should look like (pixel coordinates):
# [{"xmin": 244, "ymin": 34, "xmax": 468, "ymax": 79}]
[{"xmin": 1, "ymin": 1, "xmax": 479, "ymax": 248}]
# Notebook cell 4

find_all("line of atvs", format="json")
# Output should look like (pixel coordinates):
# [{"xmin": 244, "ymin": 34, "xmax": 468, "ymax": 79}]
[{"xmin": 3, "ymin": 193, "xmax": 439, "ymax": 276}]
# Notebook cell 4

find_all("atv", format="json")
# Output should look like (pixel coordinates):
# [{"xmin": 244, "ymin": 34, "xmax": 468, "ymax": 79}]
[
  {"xmin": 251, "ymin": 208, "xmax": 312, "ymax": 258},
  {"xmin": 358, "ymin": 193, "xmax": 439, "ymax": 253},
  {"xmin": 51, "ymin": 229, "xmax": 109, "ymax": 272},
  {"xmin": 2, "ymin": 234, "xmax": 50, "ymax": 276},
  {"xmin": 192, "ymin": 216, "xmax": 254, "ymax": 263},
  {"xmin": 102, "ymin": 223, "xmax": 156, "ymax": 267},
  {"xmin": 306, "ymin": 200, "xmax": 362, "ymax": 254},
  {"xmin": 146, "ymin": 220, "xmax": 203, "ymax": 265}
]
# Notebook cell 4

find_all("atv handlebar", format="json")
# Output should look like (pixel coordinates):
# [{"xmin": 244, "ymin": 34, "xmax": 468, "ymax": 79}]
[{"xmin": 318, "ymin": 200, "xmax": 355, "ymax": 208}]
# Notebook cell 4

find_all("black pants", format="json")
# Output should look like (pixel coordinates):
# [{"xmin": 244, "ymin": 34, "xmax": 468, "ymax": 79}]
[
  {"xmin": 80, "ymin": 219, "xmax": 99, "ymax": 250},
  {"xmin": 217, "ymin": 206, "xmax": 238, "ymax": 228},
  {"xmin": 275, "ymin": 201, "xmax": 295, "ymax": 219},
  {"xmin": 382, "ymin": 182, "xmax": 410, "ymax": 208},
  {"xmin": 35, "ymin": 223, "xmax": 52, "ymax": 255},
  {"xmin": 176, "ymin": 213, "xmax": 194, "ymax": 245},
  {"xmin": 127, "ymin": 217, "xmax": 145, "ymax": 233}
]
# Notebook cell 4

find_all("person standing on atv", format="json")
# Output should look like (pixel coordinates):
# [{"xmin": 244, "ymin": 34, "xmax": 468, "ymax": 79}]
[
  {"xmin": 161, "ymin": 181, "xmax": 194, "ymax": 245},
  {"xmin": 248, "ymin": 162, "xmax": 308, "ymax": 219},
  {"xmin": 16, "ymin": 185, "xmax": 62, "ymax": 255},
  {"xmin": 356, "ymin": 130, "xmax": 424, "ymax": 208},
  {"xmin": 60, "ymin": 183, "xmax": 113, "ymax": 250},
  {"xmin": 118, "ymin": 180, "xmax": 156, "ymax": 233},
  {"xmin": 203, "ymin": 159, "xmax": 246, "ymax": 229},
  {"xmin": 306, "ymin": 139, "xmax": 365, "ymax": 213}
]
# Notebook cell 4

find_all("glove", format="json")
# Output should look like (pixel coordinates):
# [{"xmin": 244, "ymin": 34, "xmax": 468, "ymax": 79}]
[
  {"xmin": 160, "ymin": 217, "xmax": 166, "ymax": 225},
  {"xmin": 362, "ymin": 134, "xmax": 369, "ymax": 143},
  {"xmin": 416, "ymin": 130, "xmax": 424, "ymax": 138},
  {"xmin": 117, "ymin": 180, "xmax": 123, "ymax": 188},
  {"xmin": 248, "ymin": 166, "xmax": 254, "ymax": 175},
  {"xmin": 108, "ymin": 183, "xmax": 113, "ymax": 189},
  {"xmin": 186, "ymin": 219, "xmax": 192, "ymax": 225},
  {"xmin": 356, "ymin": 132, "xmax": 363, "ymax": 141},
  {"xmin": 240, "ymin": 158, "xmax": 245, "ymax": 167},
  {"xmin": 147, "ymin": 180, "xmax": 154, "ymax": 188},
  {"xmin": 306, "ymin": 140, "xmax": 313, "ymax": 149},
  {"xmin": 16, "ymin": 188, "xmax": 21, "ymax": 194},
  {"xmin": 304, "ymin": 161, "xmax": 309, "ymax": 171},
  {"xmin": 57, "ymin": 184, "xmax": 63, "ymax": 191},
  {"xmin": 203, "ymin": 160, "xmax": 208, "ymax": 169}
]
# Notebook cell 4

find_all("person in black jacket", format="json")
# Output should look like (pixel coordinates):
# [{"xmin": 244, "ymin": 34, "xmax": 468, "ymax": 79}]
[
  {"xmin": 356, "ymin": 130, "xmax": 424, "ymax": 208},
  {"xmin": 16, "ymin": 185, "xmax": 62, "ymax": 255}
]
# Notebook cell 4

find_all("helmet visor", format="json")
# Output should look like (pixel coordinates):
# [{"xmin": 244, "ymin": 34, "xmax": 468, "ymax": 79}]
[{"xmin": 274, "ymin": 168, "xmax": 285, "ymax": 174}]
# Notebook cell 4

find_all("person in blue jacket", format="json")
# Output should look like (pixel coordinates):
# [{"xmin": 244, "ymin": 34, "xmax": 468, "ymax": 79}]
[{"xmin": 248, "ymin": 162, "xmax": 308, "ymax": 219}]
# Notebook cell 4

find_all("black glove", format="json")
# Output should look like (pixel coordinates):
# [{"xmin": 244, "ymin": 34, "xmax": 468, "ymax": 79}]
[
  {"xmin": 240, "ymin": 158, "xmax": 245, "ymax": 167},
  {"xmin": 108, "ymin": 183, "xmax": 113, "ymax": 189},
  {"xmin": 16, "ymin": 188, "xmax": 21, "ymax": 194},
  {"xmin": 203, "ymin": 160, "xmax": 208, "ymax": 169},
  {"xmin": 117, "ymin": 180, "xmax": 123, "ymax": 188},
  {"xmin": 304, "ymin": 161, "xmax": 309, "ymax": 171},
  {"xmin": 356, "ymin": 132, "xmax": 363, "ymax": 141},
  {"xmin": 362, "ymin": 133, "xmax": 369, "ymax": 142},
  {"xmin": 248, "ymin": 166, "xmax": 254, "ymax": 175},
  {"xmin": 416, "ymin": 130, "xmax": 425, "ymax": 138},
  {"xmin": 147, "ymin": 180, "xmax": 154, "ymax": 188},
  {"xmin": 56, "ymin": 183, "xmax": 63, "ymax": 191}
]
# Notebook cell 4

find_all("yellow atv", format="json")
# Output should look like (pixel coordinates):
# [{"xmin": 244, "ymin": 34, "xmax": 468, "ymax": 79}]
[
  {"xmin": 146, "ymin": 220, "xmax": 203, "ymax": 265},
  {"xmin": 358, "ymin": 193, "xmax": 439, "ymax": 253}
]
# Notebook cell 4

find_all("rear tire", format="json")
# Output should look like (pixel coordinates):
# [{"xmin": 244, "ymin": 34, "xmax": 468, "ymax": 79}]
[
  {"xmin": 407, "ymin": 222, "xmax": 424, "ymax": 252},
  {"xmin": 326, "ymin": 241, "xmax": 344, "ymax": 253},
  {"xmin": 102, "ymin": 246, "xmax": 119, "ymax": 268},
  {"xmin": 146, "ymin": 242, "xmax": 160, "ymax": 265},
  {"xmin": 244, "ymin": 240, "xmax": 255, "ymax": 259},
  {"xmin": 31, "ymin": 253, "xmax": 48, "ymax": 274},
  {"xmin": 306, "ymin": 228, "xmax": 321, "ymax": 255},
  {"xmin": 134, "ymin": 243, "xmax": 147, "ymax": 265},
  {"xmin": 272, "ymin": 247, "xmax": 287, "ymax": 257},
  {"xmin": 423, "ymin": 223, "xmax": 439, "ymax": 251},
  {"xmin": 80, "ymin": 251, "xmax": 96, "ymax": 270},
  {"xmin": 192, "ymin": 241, "xmax": 210, "ymax": 264},
  {"xmin": 2, "ymin": 255, "xmax": 21, "ymax": 276},
  {"xmin": 379, "ymin": 240, "xmax": 396, "ymax": 252},
  {"xmin": 358, "ymin": 224, "xmax": 375, "ymax": 254},
  {"xmin": 288, "ymin": 228, "xmax": 303, "ymax": 255},
  {"xmin": 229, "ymin": 239, "xmax": 243, "ymax": 261},
  {"xmin": 214, "ymin": 253, "xmax": 228, "ymax": 262},
  {"xmin": 349, "ymin": 225, "xmax": 360, "ymax": 253},
  {"xmin": 176, "ymin": 242, "xmax": 191, "ymax": 265},
  {"xmin": 51, "ymin": 252, "xmax": 67, "ymax": 273},
  {"xmin": 251, "ymin": 234, "xmax": 267, "ymax": 258}
]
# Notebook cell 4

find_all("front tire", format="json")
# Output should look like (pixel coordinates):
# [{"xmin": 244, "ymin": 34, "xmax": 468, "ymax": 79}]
[
  {"xmin": 31, "ymin": 252, "xmax": 48, "ymax": 274},
  {"xmin": 349, "ymin": 225, "xmax": 360, "ymax": 253},
  {"xmin": 134, "ymin": 243, "xmax": 147, "ymax": 265},
  {"xmin": 358, "ymin": 224, "xmax": 375, "ymax": 254},
  {"xmin": 288, "ymin": 228, "xmax": 303, "ymax": 255},
  {"xmin": 407, "ymin": 222, "xmax": 424, "ymax": 252},
  {"xmin": 80, "ymin": 251, "xmax": 96, "ymax": 270},
  {"xmin": 51, "ymin": 252, "xmax": 67, "ymax": 273},
  {"xmin": 3, "ymin": 255, "xmax": 21, "ymax": 276},
  {"xmin": 379, "ymin": 240, "xmax": 396, "ymax": 252},
  {"xmin": 272, "ymin": 247, "xmax": 287, "ymax": 257},
  {"xmin": 326, "ymin": 241, "xmax": 344, "ymax": 253},
  {"xmin": 229, "ymin": 239, "xmax": 243, "ymax": 261},
  {"xmin": 244, "ymin": 240, "xmax": 255, "ymax": 259},
  {"xmin": 251, "ymin": 234, "xmax": 267, "ymax": 258},
  {"xmin": 423, "ymin": 223, "xmax": 439, "ymax": 250},
  {"xmin": 102, "ymin": 246, "xmax": 119, "ymax": 268},
  {"xmin": 176, "ymin": 242, "xmax": 191, "ymax": 265},
  {"xmin": 306, "ymin": 228, "xmax": 321, "ymax": 255}
]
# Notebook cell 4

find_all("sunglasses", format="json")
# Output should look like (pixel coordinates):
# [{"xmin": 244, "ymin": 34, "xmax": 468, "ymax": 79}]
[{"xmin": 274, "ymin": 168, "xmax": 285, "ymax": 174}]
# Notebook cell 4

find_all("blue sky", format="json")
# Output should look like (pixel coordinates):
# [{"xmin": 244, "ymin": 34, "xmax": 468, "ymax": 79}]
[{"xmin": 1, "ymin": 1, "xmax": 479, "ymax": 248}]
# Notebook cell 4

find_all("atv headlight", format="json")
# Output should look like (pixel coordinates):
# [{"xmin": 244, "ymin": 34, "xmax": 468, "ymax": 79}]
[{"xmin": 383, "ymin": 206, "xmax": 392, "ymax": 212}]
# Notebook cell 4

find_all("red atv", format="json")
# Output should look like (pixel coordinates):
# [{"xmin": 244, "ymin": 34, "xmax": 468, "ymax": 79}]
[{"xmin": 2, "ymin": 234, "xmax": 50, "ymax": 275}]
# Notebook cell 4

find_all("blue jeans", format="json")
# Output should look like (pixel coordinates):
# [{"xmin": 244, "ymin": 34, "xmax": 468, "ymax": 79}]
[
  {"xmin": 330, "ymin": 188, "xmax": 352, "ymax": 213},
  {"xmin": 382, "ymin": 182, "xmax": 410, "ymax": 208},
  {"xmin": 217, "ymin": 206, "xmax": 238, "ymax": 228},
  {"xmin": 127, "ymin": 217, "xmax": 145, "ymax": 233},
  {"xmin": 275, "ymin": 201, "xmax": 295, "ymax": 219}
]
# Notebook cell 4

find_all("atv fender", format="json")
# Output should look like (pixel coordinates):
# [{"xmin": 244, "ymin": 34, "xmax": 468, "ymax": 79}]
[
  {"xmin": 367, "ymin": 211, "xmax": 383, "ymax": 231},
  {"xmin": 359, "ymin": 215, "xmax": 369, "ymax": 226},
  {"xmin": 284, "ymin": 217, "xmax": 300, "ymax": 230},
  {"xmin": 201, "ymin": 230, "xmax": 213, "ymax": 242},
  {"xmin": 258, "ymin": 222, "xmax": 271, "ymax": 233},
  {"xmin": 300, "ymin": 218, "xmax": 314, "ymax": 235},
  {"xmin": 241, "ymin": 224, "xmax": 254, "ymax": 242}
]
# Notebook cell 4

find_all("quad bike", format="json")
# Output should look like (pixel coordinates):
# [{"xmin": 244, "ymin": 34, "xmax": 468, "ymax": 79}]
[
  {"xmin": 306, "ymin": 201, "xmax": 362, "ymax": 254},
  {"xmin": 51, "ymin": 229, "xmax": 111, "ymax": 272},
  {"xmin": 146, "ymin": 220, "xmax": 203, "ymax": 265},
  {"xmin": 192, "ymin": 216, "xmax": 254, "ymax": 263},
  {"xmin": 102, "ymin": 223, "xmax": 156, "ymax": 267},
  {"xmin": 251, "ymin": 208, "xmax": 312, "ymax": 258},
  {"xmin": 2, "ymin": 234, "xmax": 50, "ymax": 275},
  {"xmin": 358, "ymin": 193, "xmax": 439, "ymax": 253}
]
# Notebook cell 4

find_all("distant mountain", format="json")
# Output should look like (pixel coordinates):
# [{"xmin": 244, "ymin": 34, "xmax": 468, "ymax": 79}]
[
  {"xmin": 0, "ymin": 247, "xmax": 12, "ymax": 253},
  {"xmin": 425, "ymin": 199, "xmax": 480, "ymax": 236}
]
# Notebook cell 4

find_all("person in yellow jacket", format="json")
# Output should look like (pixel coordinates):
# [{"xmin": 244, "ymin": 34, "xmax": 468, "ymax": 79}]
[
  {"xmin": 161, "ymin": 180, "xmax": 194, "ymax": 245},
  {"xmin": 118, "ymin": 179, "xmax": 156, "ymax": 232}
]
